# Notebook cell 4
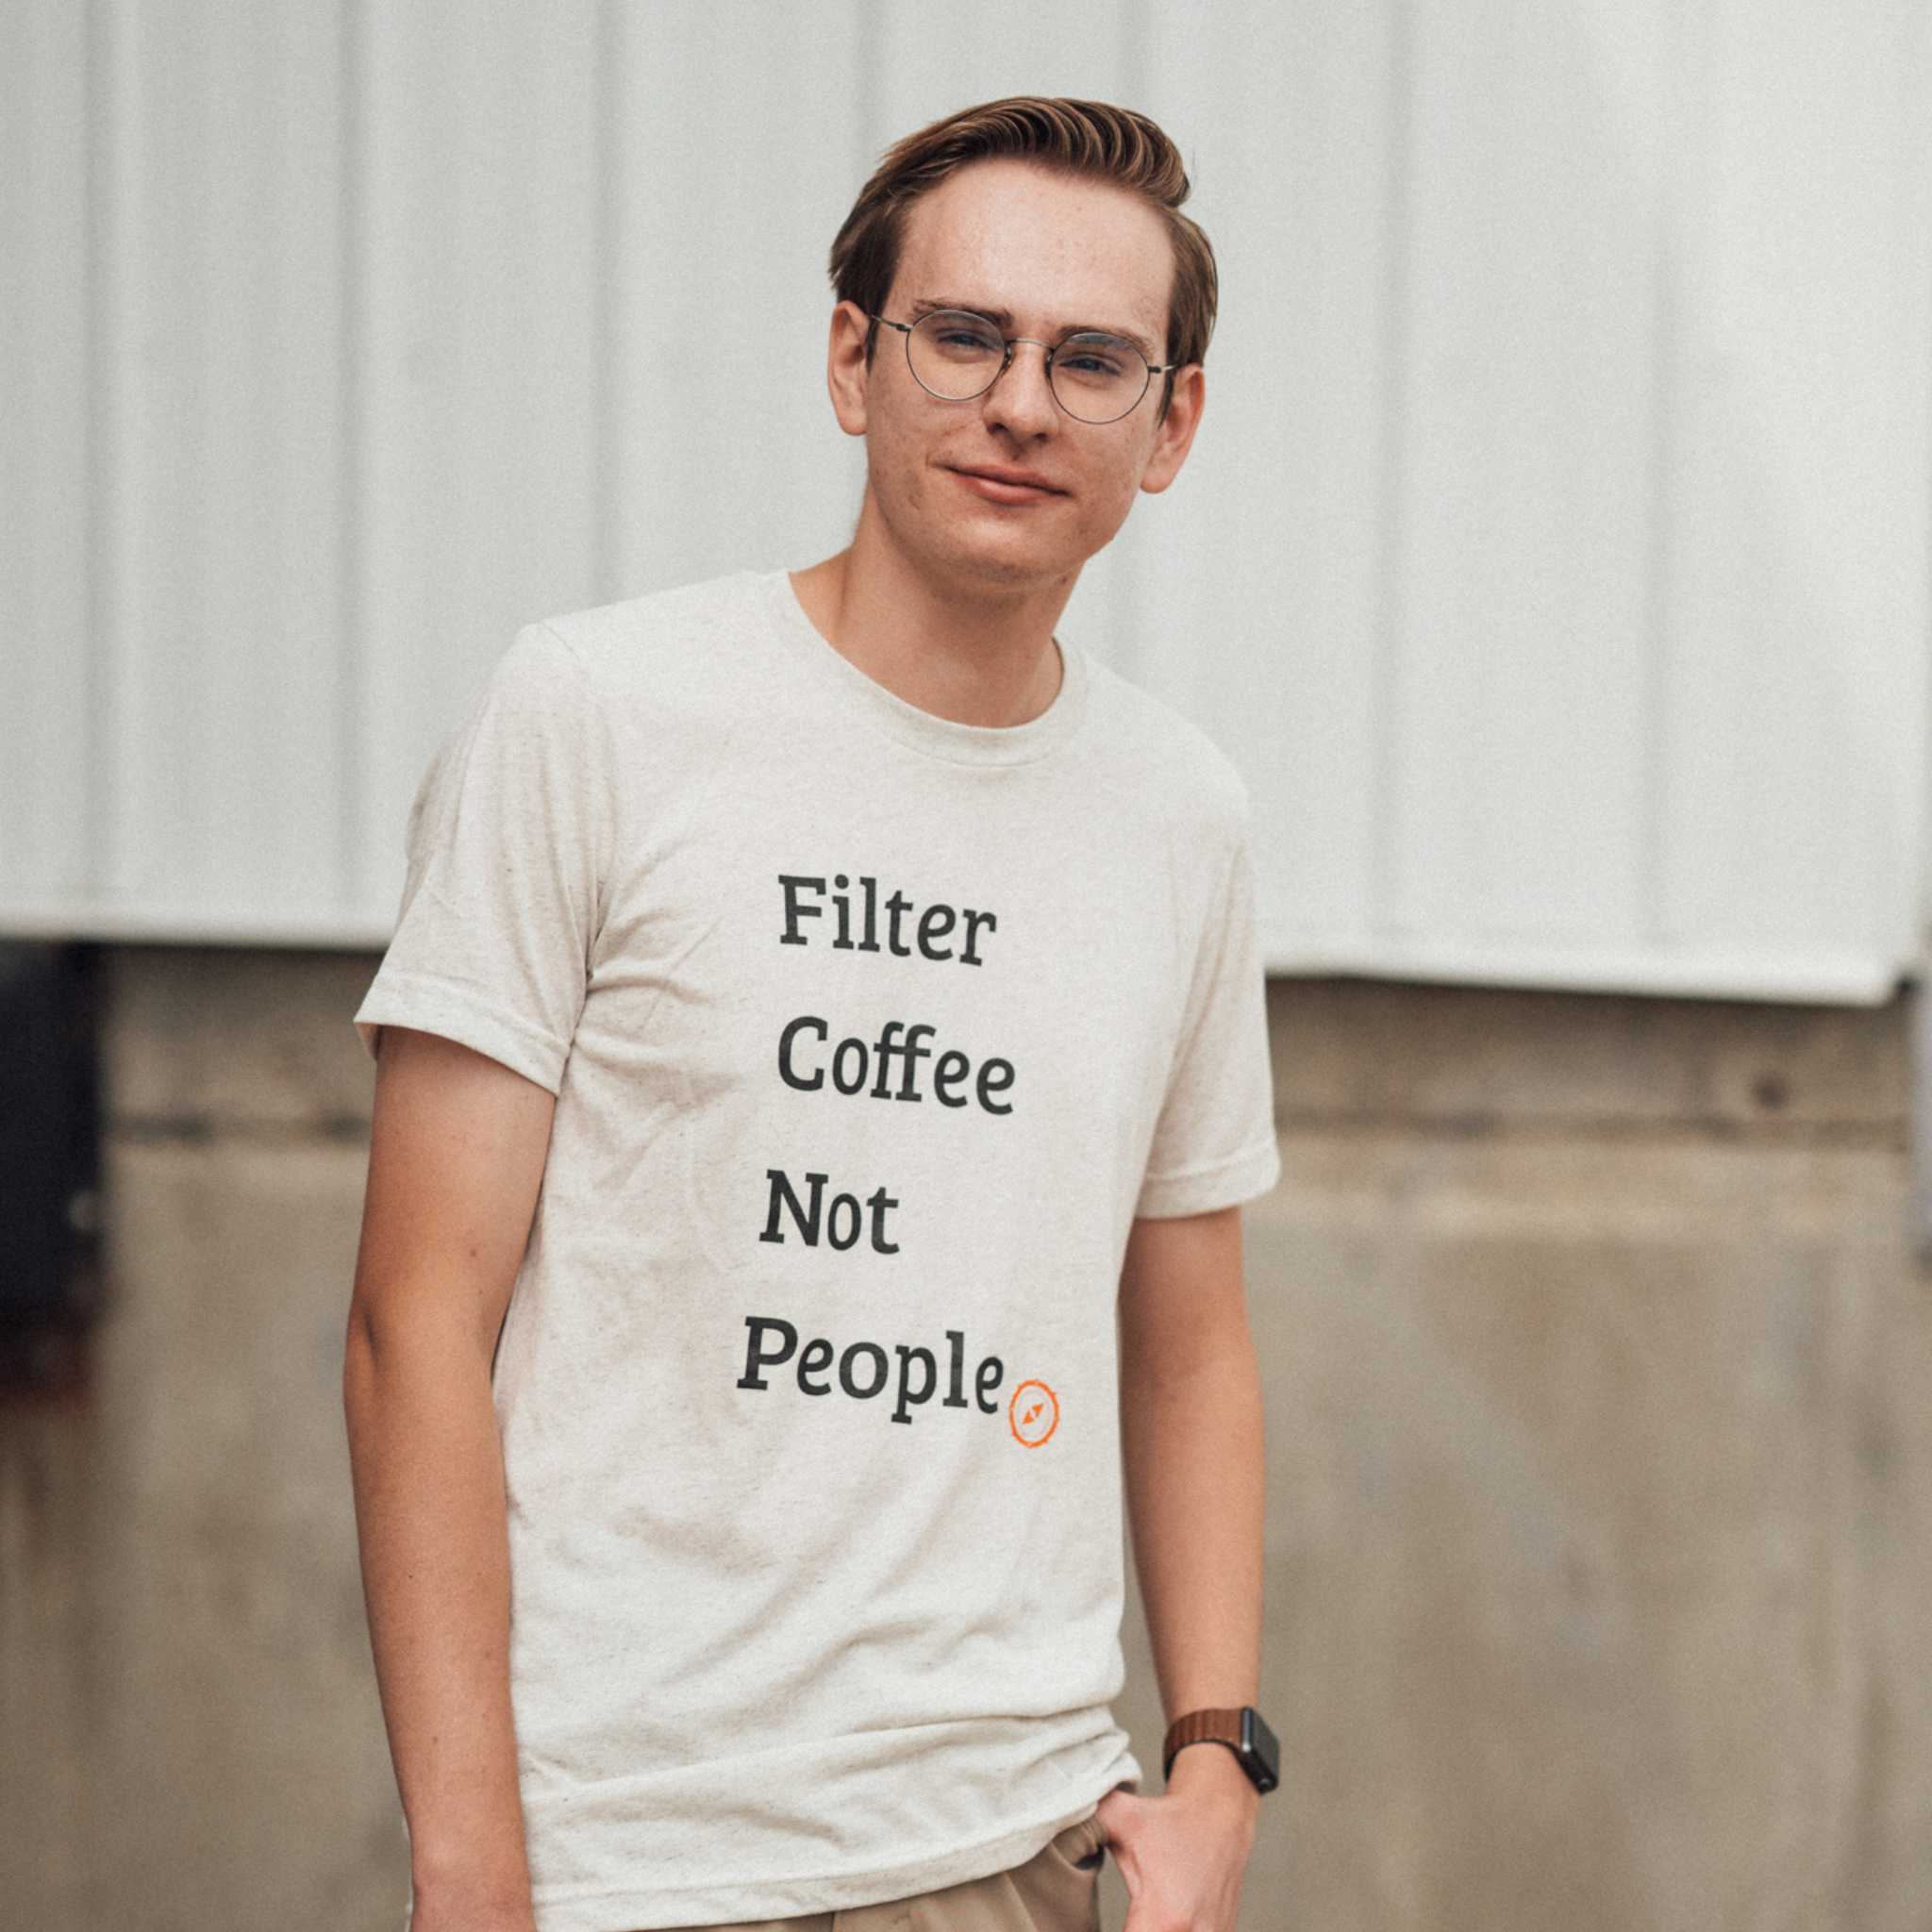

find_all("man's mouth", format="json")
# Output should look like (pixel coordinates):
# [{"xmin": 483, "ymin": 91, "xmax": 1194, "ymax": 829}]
[{"xmin": 948, "ymin": 464, "xmax": 1066, "ymax": 506}]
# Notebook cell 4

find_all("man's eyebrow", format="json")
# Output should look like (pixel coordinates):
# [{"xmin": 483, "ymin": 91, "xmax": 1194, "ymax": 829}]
[
  {"xmin": 908, "ymin": 296, "xmax": 1158, "ymax": 360},
  {"xmin": 910, "ymin": 297, "xmax": 1017, "ymax": 331}
]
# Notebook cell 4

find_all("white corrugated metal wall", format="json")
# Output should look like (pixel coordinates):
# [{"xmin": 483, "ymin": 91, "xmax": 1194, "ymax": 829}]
[{"xmin": 4, "ymin": 1, "xmax": 1927, "ymax": 998}]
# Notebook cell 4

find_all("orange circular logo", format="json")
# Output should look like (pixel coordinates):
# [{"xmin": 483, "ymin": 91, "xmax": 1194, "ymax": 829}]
[{"xmin": 1008, "ymin": 1378, "xmax": 1059, "ymax": 1448}]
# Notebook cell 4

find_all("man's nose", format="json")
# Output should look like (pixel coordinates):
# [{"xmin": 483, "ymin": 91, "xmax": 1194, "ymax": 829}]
[{"xmin": 980, "ymin": 338, "xmax": 1058, "ymax": 437}]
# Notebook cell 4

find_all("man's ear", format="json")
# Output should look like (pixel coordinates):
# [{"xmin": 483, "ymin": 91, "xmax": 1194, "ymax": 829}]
[
  {"xmin": 1138, "ymin": 364, "xmax": 1205, "ymax": 495},
  {"xmin": 826, "ymin": 300, "xmax": 873, "ymax": 439}
]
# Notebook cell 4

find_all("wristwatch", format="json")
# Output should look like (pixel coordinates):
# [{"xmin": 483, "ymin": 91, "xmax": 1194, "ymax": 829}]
[{"xmin": 1161, "ymin": 1707, "xmax": 1280, "ymax": 1793}]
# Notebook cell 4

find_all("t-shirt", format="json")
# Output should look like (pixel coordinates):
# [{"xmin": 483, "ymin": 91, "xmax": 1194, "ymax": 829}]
[{"xmin": 355, "ymin": 572, "xmax": 1279, "ymax": 1932}]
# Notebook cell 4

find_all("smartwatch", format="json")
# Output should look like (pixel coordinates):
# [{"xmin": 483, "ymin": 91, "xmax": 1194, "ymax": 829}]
[{"xmin": 1161, "ymin": 1707, "xmax": 1279, "ymax": 1794}]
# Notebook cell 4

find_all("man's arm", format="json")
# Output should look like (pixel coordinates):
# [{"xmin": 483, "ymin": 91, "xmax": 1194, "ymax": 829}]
[
  {"xmin": 1096, "ymin": 1205, "xmax": 1265, "ymax": 1932},
  {"xmin": 344, "ymin": 1027, "xmax": 557, "ymax": 1932}
]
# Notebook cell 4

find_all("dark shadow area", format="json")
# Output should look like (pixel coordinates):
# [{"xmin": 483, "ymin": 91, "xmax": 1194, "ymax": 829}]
[{"xmin": 0, "ymin": 942, "xmax": 102, "ymax": 1396}]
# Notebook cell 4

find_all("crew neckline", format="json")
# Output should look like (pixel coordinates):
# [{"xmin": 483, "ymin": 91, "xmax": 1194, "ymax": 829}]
[{"xmin": 755, "ymin": 572, "xmax": 1089, "ymax": 769}]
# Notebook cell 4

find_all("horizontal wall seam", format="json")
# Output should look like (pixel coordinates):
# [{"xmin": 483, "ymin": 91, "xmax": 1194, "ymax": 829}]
[
  {"xmin": 108, "ymin": 1115, "xmax": 371, "ymax": 1147},
  {"xmin": 1273, "ymin": 1113, "xmax": 1906, "ymax": 1150}
]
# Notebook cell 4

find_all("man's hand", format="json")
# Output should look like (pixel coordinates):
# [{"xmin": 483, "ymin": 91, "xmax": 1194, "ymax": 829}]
[
  {"xmin": 1097, "ymin": 1744, "xmax": 1259, "ymax": 1932},
  {"xmin": 1110, "ymin": 1206, "xmax": 1267, "ymax": 1930}
]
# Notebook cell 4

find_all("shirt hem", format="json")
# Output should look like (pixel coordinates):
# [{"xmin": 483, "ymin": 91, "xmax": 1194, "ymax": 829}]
[{"xmin": 527, "ymin": 1776, "xmax": 1128, "ymax": 1931}]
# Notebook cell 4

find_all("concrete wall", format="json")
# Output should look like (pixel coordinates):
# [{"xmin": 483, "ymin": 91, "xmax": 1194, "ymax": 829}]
[
  {"xmin": 0, "ymin": 950, "xmax": 406, "ymax": 1930},
  {"xmin": 4, "ymin": 951, "xmax": 1929, "ymax": 1931},
  {"xmin": 1115, "ymin": 981, "xmax": 1932, "ymax": 1932}
]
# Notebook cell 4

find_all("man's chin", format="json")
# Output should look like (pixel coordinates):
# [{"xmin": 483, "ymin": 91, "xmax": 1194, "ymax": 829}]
[
  {"xmin": 872, "ymin": 493, "xmax": 1101, "ymax": 600},
  {"xmin": 939, "ymin": 544, "xmax": 1087, "ymax": 600},
  {"xmin": 914, "ymin": 518, "xmax": 1105, "ymax": 594}
]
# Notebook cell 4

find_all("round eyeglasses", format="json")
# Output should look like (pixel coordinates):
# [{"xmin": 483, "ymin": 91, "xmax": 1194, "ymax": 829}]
[{"xmin": 872, "ymin": 309, "xmax": 1176, "ymax": 425}]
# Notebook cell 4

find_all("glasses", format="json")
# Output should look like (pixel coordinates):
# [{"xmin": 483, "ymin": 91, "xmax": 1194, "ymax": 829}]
[{"xmin": 872, "ymin": 309, "xmax": 1176, "ymax": 425}]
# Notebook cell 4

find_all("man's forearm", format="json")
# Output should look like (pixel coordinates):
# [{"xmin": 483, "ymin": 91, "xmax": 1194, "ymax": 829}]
[
  {"xmin": 345, "ymin": 1027, "xmax": 557, "ymax": 1932},
  {"xmin": 1118, "ymin": 1207, "xmax": 1264, "ymax": 1724},
  {"xmin": 1098, "ymin": 1207, "xmax": 1264, "ymax": 1931},
  {"xmin": 346, "ymin": 1310, "xmax": 533, "ymax": 1925}
]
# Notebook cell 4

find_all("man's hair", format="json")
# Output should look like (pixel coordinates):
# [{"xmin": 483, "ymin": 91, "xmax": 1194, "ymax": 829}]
[{"xmin": 828, "ymin": 96, "xmax": 1217, "ymax": 379}]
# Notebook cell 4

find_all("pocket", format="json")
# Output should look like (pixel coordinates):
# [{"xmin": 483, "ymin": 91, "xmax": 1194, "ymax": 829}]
[{"xmin": 1047, "ymin": 1814, "xmax": 1107, "ymax": 1874}]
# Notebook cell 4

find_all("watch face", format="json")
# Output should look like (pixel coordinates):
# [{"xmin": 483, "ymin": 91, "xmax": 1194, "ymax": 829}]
[{"xmin": 1241, "ymin": 1707, "xmax": 1281, "ymax": 1792}]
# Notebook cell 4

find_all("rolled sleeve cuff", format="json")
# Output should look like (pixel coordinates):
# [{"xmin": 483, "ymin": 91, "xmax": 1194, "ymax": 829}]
[
  {"xmin": 1134, "ymin": 1135, "xmax": 1281, "ymax": 1220},
  {"xmin": 354, "ymin": 972, "xmax": 571, "ymax": 1094}
]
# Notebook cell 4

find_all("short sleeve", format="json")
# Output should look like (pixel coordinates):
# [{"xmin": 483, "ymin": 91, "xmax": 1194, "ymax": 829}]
[
  {"xmin": 1134, "ymin": 827, "xmax": 1280, "ymax": 1219},
  {"xmin": 354, "ymin": 624, "xmax": 613, "ymax": 1092}
]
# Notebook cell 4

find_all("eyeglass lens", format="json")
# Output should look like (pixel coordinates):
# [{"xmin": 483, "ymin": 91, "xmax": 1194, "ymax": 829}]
[{"xmin": 905, "ymin": 310, "xmax": 1152, "ymax": 424}]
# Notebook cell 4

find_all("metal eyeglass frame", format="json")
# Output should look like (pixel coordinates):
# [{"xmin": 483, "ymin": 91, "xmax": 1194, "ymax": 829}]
[{"xmin": 870, "ymin": 310, "xmax": 1178, "ymax": 425}]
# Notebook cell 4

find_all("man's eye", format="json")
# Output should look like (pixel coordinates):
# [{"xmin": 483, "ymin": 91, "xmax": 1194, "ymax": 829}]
[
  {"xmin": 1058, "ymin": 340, "xmax": 1132, "ymax": 380},
  {"xmin": 934, "ymin": 325, "xmax": 1000, "ymax": 353}
]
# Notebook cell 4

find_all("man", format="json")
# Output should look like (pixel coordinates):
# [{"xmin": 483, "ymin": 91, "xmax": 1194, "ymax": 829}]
[{"xmin": 346, "ymin": 96, "xmax": 1279, "ymax": 1932}]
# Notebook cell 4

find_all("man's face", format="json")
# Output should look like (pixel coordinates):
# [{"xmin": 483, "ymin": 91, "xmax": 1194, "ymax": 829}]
[{"xmin": 827, "ymin": 159, "xmax": 1204, "ymax": 599}]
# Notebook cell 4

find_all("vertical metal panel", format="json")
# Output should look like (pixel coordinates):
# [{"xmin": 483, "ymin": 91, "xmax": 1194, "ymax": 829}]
[
  {"xmin": 98, "ymin": 4, "xmax": 351, "ymax": 925},
  {"xmin": 1141, "ymin": 0, "xmax": 1926, "ymax": 999},
  {"xmin": 0, "ymin": 1, "xmax": 1927, "ymax": 999},
  {"xmin": 1389, "ymin": 0, "xmax": 1667, "ymax": 948},
  {"xmin": 1119, "ymin": 1, "xmax": 1399, "ymax": 960},
  {"xmin": 599, "ymin": 0, "xmax": 869, "ymax": 604},
  {"xmin": 349, "ymin": 1, "xmax": 606, "ymax": 927},
  {"xmin": 0, "ymin": 3, "xmax": 92, "ymax": 905},
  {"xmin": 1657, "ymin": 0, "xmax": 1930, "ymax": 975},
  {"xmin": 868, "ymin": 0, "xmax": 1138, "ymax": 132}
]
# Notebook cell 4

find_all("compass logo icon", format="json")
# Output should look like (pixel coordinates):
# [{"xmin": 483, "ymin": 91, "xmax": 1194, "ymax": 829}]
[{"xmin": 1008, "ymin": 1378, "xmax": 1059, "ymax": 1448}]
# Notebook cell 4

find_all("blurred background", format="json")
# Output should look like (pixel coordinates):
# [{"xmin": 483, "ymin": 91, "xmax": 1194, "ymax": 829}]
[{"xmin": 2, "ymin": 4, "xmax": 1929, "ymax": 1928}]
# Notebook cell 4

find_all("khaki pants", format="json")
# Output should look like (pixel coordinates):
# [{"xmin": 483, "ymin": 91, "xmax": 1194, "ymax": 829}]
[{"xmin": 661, "ymin": 1816, "xmax": 1107, "ymax": 1932}]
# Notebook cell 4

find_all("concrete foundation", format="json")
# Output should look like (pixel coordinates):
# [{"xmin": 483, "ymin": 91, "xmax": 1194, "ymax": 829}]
[
  {"xmin": 0, "ymin": 950, "xmax": 406, "ymax": 1931},
  {"xmin": 4, "ymin": 953, "xmax": 1928, "ymax": 1931}
]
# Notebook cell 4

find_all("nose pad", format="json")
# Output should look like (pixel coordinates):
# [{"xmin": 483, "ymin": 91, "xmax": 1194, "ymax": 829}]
[{"xmin": 982, "ymin": 339, "xmax": 1059, "ymax": 429}]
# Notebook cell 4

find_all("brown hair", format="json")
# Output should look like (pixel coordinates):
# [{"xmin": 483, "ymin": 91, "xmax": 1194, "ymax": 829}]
[{"xmin": 828, "ymin": 96, "xmax": 1217, "ymax": 386}]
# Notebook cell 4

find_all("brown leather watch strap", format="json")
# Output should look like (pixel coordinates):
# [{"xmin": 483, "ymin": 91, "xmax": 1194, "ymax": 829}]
[{"xmin": 1162, "ymin": 1707, "xmax": 1245, "ymax": 1780}]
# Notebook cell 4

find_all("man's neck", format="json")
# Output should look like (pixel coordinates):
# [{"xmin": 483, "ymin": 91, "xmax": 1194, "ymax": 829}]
[{"xmin": 790, "ymin": 499, "xmax": 1074, "ymax": 729}]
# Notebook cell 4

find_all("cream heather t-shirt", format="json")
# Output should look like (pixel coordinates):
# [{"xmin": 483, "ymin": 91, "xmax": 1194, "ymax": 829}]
[{"xmin": 356, "ymin": 573, "xmax": 1279, "ymax": 1932}]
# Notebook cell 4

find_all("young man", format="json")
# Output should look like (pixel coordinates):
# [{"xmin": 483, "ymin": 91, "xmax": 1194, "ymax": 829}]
[{"xmin": 345, "ymin": 97, "xmax": 1279, "ymax": 1932}]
